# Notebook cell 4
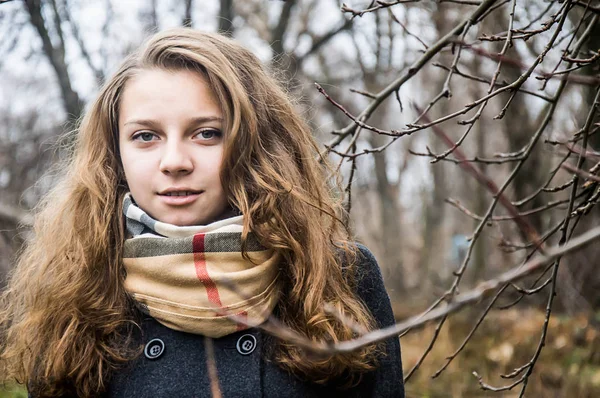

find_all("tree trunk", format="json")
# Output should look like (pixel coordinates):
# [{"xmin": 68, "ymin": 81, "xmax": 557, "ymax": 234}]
[
  {"xmin": 24, "ymin": 0, "xmax": 83, "ymax": 124},
  {"xmin": 219, "ymin": 0, "xmax": 234, "ymax": 35}
]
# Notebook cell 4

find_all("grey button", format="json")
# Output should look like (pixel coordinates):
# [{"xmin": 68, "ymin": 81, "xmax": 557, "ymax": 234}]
[
  {"xmin": 236, "ymin": 334, "xmax": 257, "ymax": 355},
  {"xmin": 144, "ymin": 338, "xmax": 165, "ymax": 360}
]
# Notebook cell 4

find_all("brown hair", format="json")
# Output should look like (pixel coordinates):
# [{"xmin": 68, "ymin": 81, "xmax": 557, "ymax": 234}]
[{"xmin": 0, "ymin": 28, "xmax": 379, "ymax": 396}]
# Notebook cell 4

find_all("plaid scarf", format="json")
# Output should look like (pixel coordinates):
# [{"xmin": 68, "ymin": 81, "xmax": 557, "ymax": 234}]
[{"xmin": 122, "ymin": 193, "xmax": 281, "ymax": 338}]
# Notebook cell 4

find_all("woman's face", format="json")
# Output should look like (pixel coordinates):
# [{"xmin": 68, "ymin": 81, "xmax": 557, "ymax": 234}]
[{"xmin": 118, "ymin": 68, "xmax": 230, "ymax": 226}]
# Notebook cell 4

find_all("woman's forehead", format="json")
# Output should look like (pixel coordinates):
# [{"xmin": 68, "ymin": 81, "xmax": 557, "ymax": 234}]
[{"xmin": 118, "ymin": 69, "xmax": 223, "ymax": 127}]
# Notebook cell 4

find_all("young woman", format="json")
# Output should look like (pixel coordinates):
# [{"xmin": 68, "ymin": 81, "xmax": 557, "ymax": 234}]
[{"xmin": 0, "ymin": 28, "xmax": 404, "ymax": 397}]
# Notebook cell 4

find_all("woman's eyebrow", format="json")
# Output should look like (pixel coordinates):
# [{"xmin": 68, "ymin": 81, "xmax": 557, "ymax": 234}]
[{"xmin": 124, "ymin": 116, "xmax": 223, "ymax": 127}]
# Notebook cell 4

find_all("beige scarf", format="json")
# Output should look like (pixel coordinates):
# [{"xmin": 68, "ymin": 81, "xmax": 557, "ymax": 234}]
[{"xmin": 122, "ymin": 193, "xmax": 281, "ymax": 338}]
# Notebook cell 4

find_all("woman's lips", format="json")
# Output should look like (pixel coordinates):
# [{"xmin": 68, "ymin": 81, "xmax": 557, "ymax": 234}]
[{"xmin": 158, "ymin": 192, "xmax": 201, "ymax": 205}]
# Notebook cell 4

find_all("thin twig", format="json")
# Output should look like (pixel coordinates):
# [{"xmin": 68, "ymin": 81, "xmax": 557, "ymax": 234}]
[{"xmin": 204, "ymin": 337, "xmax": 223, "ymax": 398}]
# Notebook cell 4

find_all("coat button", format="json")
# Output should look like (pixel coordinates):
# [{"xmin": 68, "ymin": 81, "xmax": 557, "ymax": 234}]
[
  {"xmin": 144, "ymin": 338, "xmax": 165, "ymax": 360},
  {"xmin": 236, "ymin": 334, "xmax": 257, "ymax": 355}
]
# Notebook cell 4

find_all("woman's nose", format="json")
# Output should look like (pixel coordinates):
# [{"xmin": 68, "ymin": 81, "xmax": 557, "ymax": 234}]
[{"xmin": 159, "ymin": 141, "xmax": 194, "ymax": 175}]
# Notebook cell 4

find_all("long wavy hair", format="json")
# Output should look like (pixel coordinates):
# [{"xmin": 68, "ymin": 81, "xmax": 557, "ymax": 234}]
[{"xmin": 0, "ymin": 28, "xmax": 380, "ymax": 396}]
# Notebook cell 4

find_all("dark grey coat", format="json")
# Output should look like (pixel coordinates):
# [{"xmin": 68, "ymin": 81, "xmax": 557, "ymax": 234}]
[{"xmin": 34, "ymin": 245, "xmax": 405, "ymax": 397}]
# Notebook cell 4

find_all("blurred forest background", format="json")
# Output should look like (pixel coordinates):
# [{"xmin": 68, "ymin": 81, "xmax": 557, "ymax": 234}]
[{"xmin": 1, "ymin": 0, "xmax": 600, "ymax": 396}]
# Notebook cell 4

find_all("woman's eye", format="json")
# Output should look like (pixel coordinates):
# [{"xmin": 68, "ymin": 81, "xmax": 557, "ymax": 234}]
[
  {"xmin": 196, "ymin": 129, "xmax": 222, "ymax": 140},
  {"xmin": 133, "ymin": 132, "xmax": 157, "ymax": 142}
]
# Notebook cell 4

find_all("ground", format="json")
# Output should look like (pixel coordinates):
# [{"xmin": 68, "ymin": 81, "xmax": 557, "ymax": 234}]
[{"xmin": 399, "ymin": 307, "xmax": 600, "ymax": 397}]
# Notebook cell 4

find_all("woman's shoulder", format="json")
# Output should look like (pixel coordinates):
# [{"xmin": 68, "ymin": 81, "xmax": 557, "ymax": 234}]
[
  {"xmin": 344, "ymin": 242, "xmax": 406, "ymax": 397},
  {"xmin": 340, "ymin": 242, "xmax": 399, "ymax": 335},
  {"xmin": 346, "ymin": 243, "xmax": 390, "ymax": 316},
  {"xmin": 353, "ymin": 243, "xmax": 382, "ymax": 281}
]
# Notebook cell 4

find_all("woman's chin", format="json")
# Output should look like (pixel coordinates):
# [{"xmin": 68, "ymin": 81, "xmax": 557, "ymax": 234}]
[{"xmin": 157, "ymin": 215, "xmax": 202, "ymax": 227}]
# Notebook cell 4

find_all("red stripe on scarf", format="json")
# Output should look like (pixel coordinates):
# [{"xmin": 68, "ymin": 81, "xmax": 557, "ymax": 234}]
[
  {"xmin": 193, "ymin": 234, "xmax": 223, "ymax": 307},
  {"xmin": 236, "ymin": 310, "xmax": 248, "ymax": 331}
]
